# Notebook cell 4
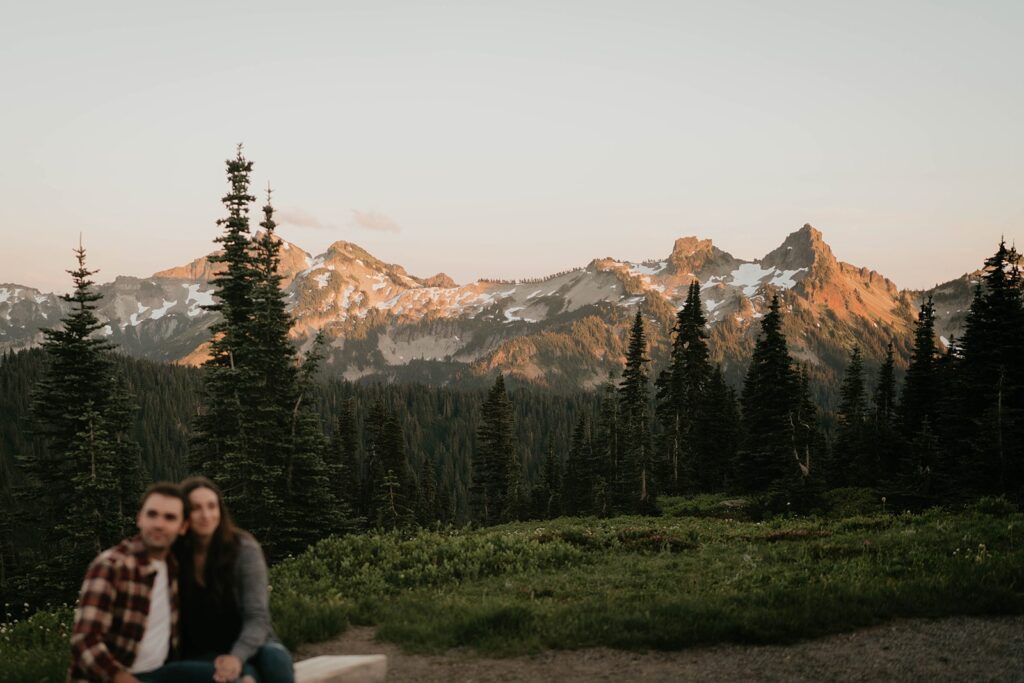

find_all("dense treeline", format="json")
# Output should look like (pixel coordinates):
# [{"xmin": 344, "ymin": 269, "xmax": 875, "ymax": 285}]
[{"xmin": 2, "ymin": 147, "xmax": 1020, "ymax": 613}]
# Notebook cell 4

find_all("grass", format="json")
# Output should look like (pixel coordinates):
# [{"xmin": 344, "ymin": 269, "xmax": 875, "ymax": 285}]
[{"xmin": 3, "ymin": 494, "xmax": 1022, "ymax": 680}]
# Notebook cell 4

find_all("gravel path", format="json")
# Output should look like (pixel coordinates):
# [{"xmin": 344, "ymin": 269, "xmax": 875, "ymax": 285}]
[{"xmin": 296, "ymin": 615, "xmax": 1024, "ymax": 682}]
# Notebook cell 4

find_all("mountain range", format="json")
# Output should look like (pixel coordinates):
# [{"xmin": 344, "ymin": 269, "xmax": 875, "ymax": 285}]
[{"xmin": 0, "ymin": 225, "xmax": 979, "ymax": 398}]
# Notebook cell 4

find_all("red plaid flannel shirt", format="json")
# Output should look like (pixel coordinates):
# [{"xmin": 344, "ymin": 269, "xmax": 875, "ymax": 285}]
[{"xmin": 67, "ymin": 535, "xmax": 180, "ymax": 683}]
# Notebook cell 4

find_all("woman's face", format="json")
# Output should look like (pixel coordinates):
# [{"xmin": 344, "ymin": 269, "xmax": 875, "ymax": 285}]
[{"xmin": 188, "ymin": 486, "xmax": 221, "ymax": 541}]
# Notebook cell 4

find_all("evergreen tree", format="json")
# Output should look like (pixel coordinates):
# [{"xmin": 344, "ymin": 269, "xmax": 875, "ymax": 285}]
[
  {"xmin": 834, "ymin": 347, "xmax": 871, "ymax": 486},
  {"xmin": 362, "ymin": 398, "xmax": 389, "ymax": 521},
  {"xmin": 191, "ymin": 151, "xmax": 348, "ymax": 556},
  {"xmin": 563, "ymin": 414, "xmax": 592, "ymax": 515},
  {"xmin": 737, "ymin": 295, "xmax": 813, "ymax": 505},
  {"xmin": 415, "ymin": 456, "xmax": 438, "ymax": 526},
  {"xmin": 533, "ymin": 438, "xmax": 562, "ymax": 519},
  {"xmin": 328, "ymin": 397, "xmax": 361, "ymax": 514},
  {"xmin": 361, "ymin": 398, "xmax": 413, "ymax": 529},
  {"xmin": 190, "ymin": 147, "xmax": 277, "ymax": 538},
  {"xmin": 900, "ymin": 296, "xmax": 939, "ymax": 437},
  {"xmin": 899, "ymin": 296, "xmax": 942, "ymax": 498},
  {"xmin": 655, "ymin": 281, "xmax": 712, "ymax": 494},
  {"xmin": 471, "ymin": 374, "xmax": 515, "ymax": 525},
  {"xmin": 696, "ymin": 366, "xmax": 740, "ymax": 491},
  {"xmin": 617, "ymin": 309, "xmax": 655, "ymax": 513},
  {"xmin": 791, "ymin": 366, "xmax": 826, "ymax": 508},
  {"xmin": 954, "ymin": 240, "xmax": 1024, "ymax": 495},
  {"xmin": 592, "ymin": 374, "xmax": 618, "ymax": 514},
  {"xmin": 277, "ymin": 333, "xmax": 348, "ymax": 552},
  {"xmin": 26, "ymin": 243, "xmax": 141, "ymax": 601},
  {"xmin": 871, "ymin": 342, "xmax": 900, "ymax": 484}
]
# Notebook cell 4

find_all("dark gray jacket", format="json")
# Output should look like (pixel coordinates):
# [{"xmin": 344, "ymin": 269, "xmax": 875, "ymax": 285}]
[{"xmin": 229, "ymin": 535, "xmax": 279, "ymax": 662}]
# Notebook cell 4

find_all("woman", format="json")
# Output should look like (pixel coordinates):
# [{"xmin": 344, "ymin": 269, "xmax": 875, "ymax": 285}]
[{"xmin": 175, "ymin": 476, "xmax": 295, "ymax": 683}]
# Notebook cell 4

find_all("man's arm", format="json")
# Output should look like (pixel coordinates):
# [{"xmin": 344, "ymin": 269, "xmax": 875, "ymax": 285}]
[{"xmin": 70, "ymin": 557, "xmax": 130, "ymax": 682}]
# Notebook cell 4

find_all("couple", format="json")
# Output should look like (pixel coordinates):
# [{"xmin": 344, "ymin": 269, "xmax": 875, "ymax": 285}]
[{"xmin": 67, "ymin": 478, "xmax": 294, "ymax": 683}]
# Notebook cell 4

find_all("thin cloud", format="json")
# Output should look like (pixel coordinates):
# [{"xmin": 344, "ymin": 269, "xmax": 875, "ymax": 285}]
[
  {"xmin": 277, "ymin": 207, "xmax": 335, "ymax": 230},
  {"xmin": 351, "ymin": 209, "xmax": 401, "ymax": 233},
  {"xmin": 276, "ymin": 207, "xmax": 401, "ymax": 233}
]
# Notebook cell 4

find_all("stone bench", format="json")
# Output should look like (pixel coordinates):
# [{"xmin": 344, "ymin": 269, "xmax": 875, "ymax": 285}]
[{"xmin": 294, "ymin": 654, "xmax": 388, "ymax": 683}]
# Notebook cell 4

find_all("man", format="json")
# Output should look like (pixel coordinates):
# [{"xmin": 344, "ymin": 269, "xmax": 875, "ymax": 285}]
[{"xmin": 68, "ymin": 482, "xmax": 212, "ymax": 683}]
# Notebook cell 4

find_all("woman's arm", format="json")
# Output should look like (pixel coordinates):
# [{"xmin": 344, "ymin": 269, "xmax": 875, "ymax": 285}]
[{"xmin": 229, "ymin": 537, "xmax": 272, "ymax": 663}]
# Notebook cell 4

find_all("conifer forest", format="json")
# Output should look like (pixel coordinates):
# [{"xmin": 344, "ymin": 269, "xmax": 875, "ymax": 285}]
[{"xmin": 1, "ymin": 148, "xmax": 1022, "ymax": 640}]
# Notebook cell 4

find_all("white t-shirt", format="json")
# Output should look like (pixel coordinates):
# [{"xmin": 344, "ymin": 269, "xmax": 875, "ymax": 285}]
[{"xmin": 131, "ymin": 559, "xmax": 170, "ymax": 674}]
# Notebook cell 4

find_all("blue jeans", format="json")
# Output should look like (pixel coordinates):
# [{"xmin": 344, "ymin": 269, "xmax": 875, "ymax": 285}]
[
  {"xmin": 251, "ymin": 642, "xmax": 295, "ymax": 683},
  {"xmin": 135, "ymin": 659, "xmax": 219, "ymax": 682},
  {"xmin": 136, "ymin": 654, "xmax": 257, "ymax": 682},
  {"xmin": 137, "ymin": 644, "xmax": 294, "ymax": 683}
]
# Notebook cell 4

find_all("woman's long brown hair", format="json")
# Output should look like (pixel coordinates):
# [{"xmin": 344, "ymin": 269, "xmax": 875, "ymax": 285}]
[{"xmin": 175, "ymin": 476, "xmax": 250, "ymax": 607}]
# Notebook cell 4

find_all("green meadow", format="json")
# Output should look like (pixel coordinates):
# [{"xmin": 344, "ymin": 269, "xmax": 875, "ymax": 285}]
[{"xmin": 4, "ymin": 493, "xmax": 1022, "ymax": 682}]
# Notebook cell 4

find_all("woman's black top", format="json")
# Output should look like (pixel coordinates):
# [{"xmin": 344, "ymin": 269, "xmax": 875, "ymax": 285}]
[{"xmin": 180, "ymin": 577, "xmax": 243, "ymax": 658}]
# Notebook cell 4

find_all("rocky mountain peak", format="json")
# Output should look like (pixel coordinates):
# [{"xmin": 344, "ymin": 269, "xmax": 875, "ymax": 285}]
[
  {"xmin": 760, "ymin": 224, "xmax": 837, "ymax": 274},
  {"xmin": 666, "ymin": 236, "xmax": 739, "ymax": 278},
  {"xmin": 671, "ymin": 236, "xmax": 714, "ymax": 258},
  {"xmin": 422, "ymin": 273, "xmax": 457, "ymax": 288},
  {"xmin": 153, "ymin": 232, "xmax": 310, "ymax": 287},
  {"xmin": 324, "ymin": 240, "xmax": 377, "ymax": 263}
]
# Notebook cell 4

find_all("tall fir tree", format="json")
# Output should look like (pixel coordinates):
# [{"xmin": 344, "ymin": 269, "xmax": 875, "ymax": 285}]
[
  {"xmin": 737, "ymin": 295, "xmax": 811, "ymax": 505},
  {"xmin": 953, "ymin": 240, "xmax": 1023, "ymax": 495},
  {"xmin": 696, "ymin": 365, "xmax": 740, "ymax": 491},
  {"xmin": 592, "ymin": 374, "xmax": 618, "ymax": 515},
  {"xmin": 833, "ymin": 347, "xmax": 871, "ymax": 486},
  {"xmin": 26, "ymin": 242, "xmax": 141, "ymax": 601},
  {"xmin": 278, "ymin": 333, "xmax": 349, "ymax": 551},
  {"xmin": 328, "ymin": 396, "xmax": 361, "ymax": 517},
  {"xmin": 191, "ymin": 150, "xmax": 347, "ymax": 556},
  {"xmin": 900, "ymin": 296, "xmax": 939, "ymax": 437},
  {"xmin": 655, "ymin": 281, "xmax": 712, "ymax": 494},
  {"xmin": 378, "ymin": 410, "xmax": 413, "ymax": 528},
  {"xmin": 871, "ymin": 342, "xmax": 901, "ymax": 485},
  {"xmin": 190, "ymin": 146, "xmax": 276, "ymax": 536},
  {"xmin": 898, "ymin": 295, "xmax": 942, "ymax": 498},
  {"xmin": 362, "ymin": 398, "xmax": 389, "ymax": 521},
  {"xmin": 471, "ymin": 374, "xmax": 515, "ymax": 525},
  {"xmin": 532, "ymin": 438, "xmax": 562, "ymax": 519},
  {"xmin": 617, "ymin": 309, "xmax": 655, "ymax": 514},
  {"xmin": 414, "ymin": 455, "xmax": 439, "ymax": 526},
  {"xmin": 562, "ymin": 414, "xmax": 593, "ymax": 516}
]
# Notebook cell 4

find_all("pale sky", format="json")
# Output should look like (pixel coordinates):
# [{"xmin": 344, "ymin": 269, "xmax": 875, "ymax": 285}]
[{"xmin": 1, "ymin": 1, "xmax": 1021, "ymax": 294}]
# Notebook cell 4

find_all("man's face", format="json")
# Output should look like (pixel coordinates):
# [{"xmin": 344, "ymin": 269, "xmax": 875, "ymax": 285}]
[{"xmin": 136, "ymin": 493, "xmax": 186, "ymax": 553}]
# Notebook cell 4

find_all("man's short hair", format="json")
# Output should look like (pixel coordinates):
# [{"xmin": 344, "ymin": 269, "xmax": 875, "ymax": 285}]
[{"xmin": 140, "ymin": 482, "xmax": 187, "ymax": 516}]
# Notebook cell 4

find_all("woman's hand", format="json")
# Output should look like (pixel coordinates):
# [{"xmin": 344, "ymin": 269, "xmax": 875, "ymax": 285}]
[{"xmin": 213, "ymin": 654, "xmax": 243, "ymax": 682}]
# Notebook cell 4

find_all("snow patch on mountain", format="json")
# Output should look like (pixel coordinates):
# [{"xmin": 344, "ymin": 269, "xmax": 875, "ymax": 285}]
[
  {"xmin": 129, "ymin": 302, "xmax": 148, "ymax": 326},
  {"xmin": 728, "ymin": 263, "xmax": 775, "ymax": 296},
  {"xmin": 378, "ymin": 333, "xmax": 464, "ymax": 364},
  {"xmin": 630, "ymin": 261, "xmax": 668, "ymax": 275},
  {"xmin": 713, "ymin": 264, "xmax": 807, "ymax": 298},
  {"xmin": 339, "ymin": 285, "xmax": 355, "ymax": 309},
  {"xmin": 299, "ymin": 255, "xmax": 325, "ymax": 277},
  {"xmin": 769, "ymin": 268, "xmax": 807, "ymax": 289},
  {"xmin": 184, "ymin": 284, "xmax": 215, "ymax": 317},
  {"xmin": 504, "ymin": 306, "xmax": 539, "ymax": 323},
  {"xmin": 150, "ymin": 300, "xmax": 176, "ymax": 320}
]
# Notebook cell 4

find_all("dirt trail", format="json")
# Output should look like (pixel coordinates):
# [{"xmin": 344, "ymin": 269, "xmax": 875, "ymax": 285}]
[{"xmin": 296, "ymin": 615, "xmax": 1024, "ymax": 682}]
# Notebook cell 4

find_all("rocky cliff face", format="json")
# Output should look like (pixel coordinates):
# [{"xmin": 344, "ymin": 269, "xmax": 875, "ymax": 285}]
[{"xmin": 1, "ymin": 225, "xmax": 978, "ymax": 394}]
